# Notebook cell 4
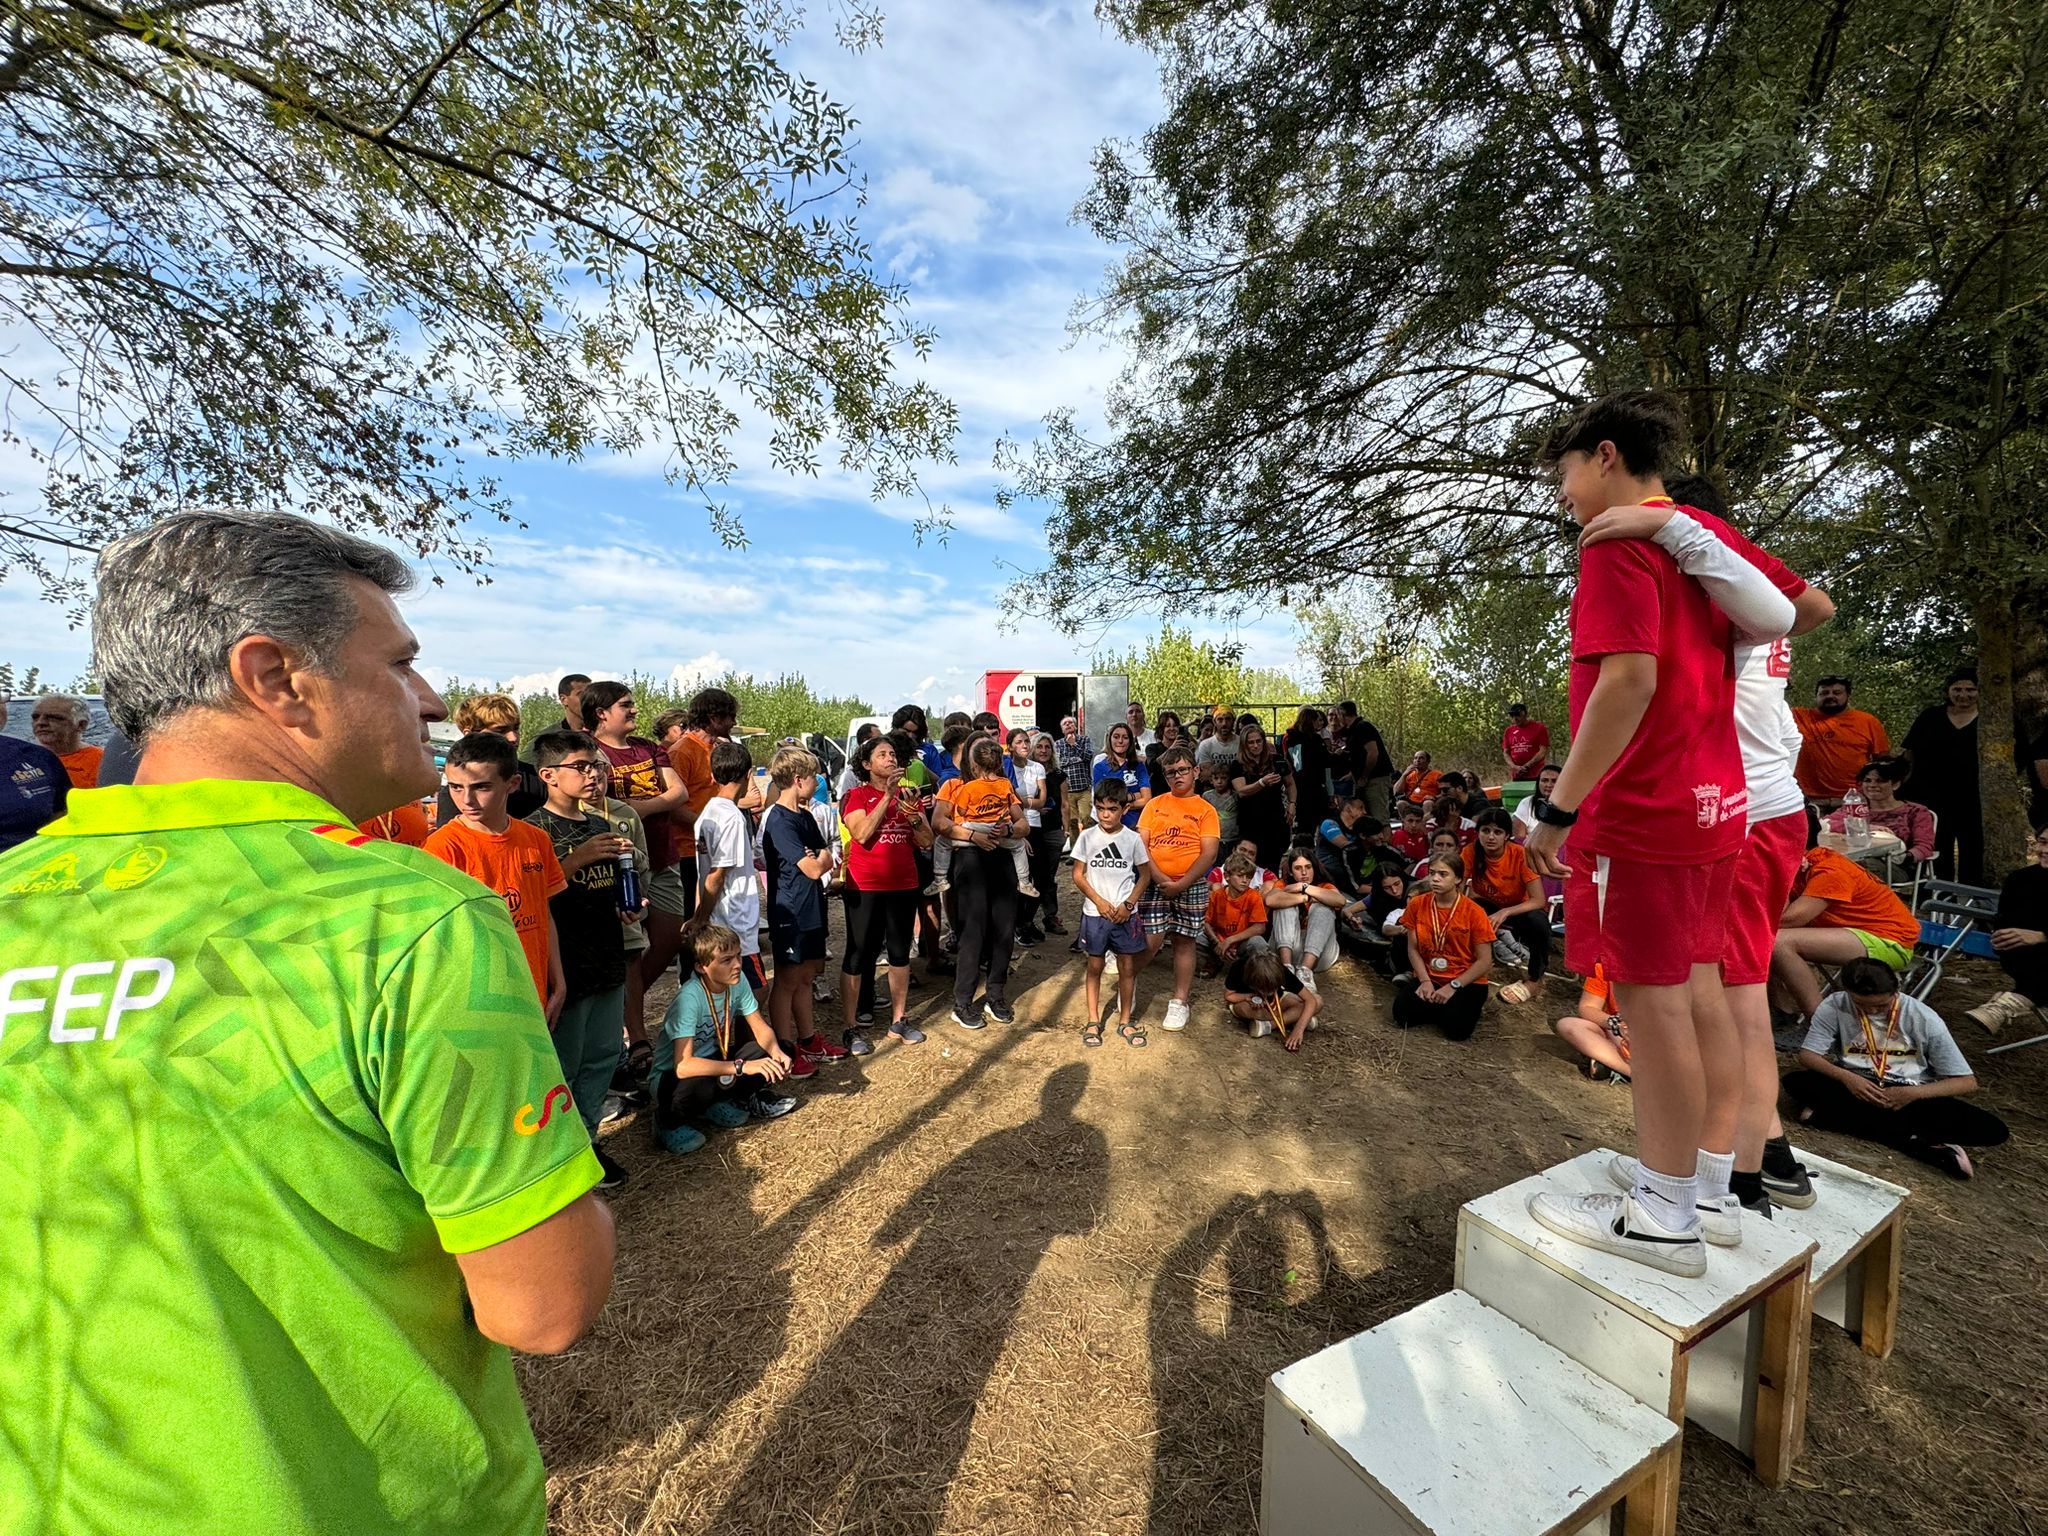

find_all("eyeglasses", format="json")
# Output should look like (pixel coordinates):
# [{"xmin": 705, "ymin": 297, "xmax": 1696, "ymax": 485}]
[
  {"xmin": 1166, "ymin": 766, "xmax": 1196, "ymax": 778},
  {"xmin": 548, "ymin": 760, "xmax": 606, "ymax": 775}
]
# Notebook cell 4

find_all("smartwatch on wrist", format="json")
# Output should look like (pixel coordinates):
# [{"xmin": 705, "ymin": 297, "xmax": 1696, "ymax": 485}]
[
  {"xmin": 1531, "ymin": 795, "xmax": 1579, "ymax": 828},
  {"xmin": 1449, "ymin": 979, "xmax": 1466, "ymax": 991}
]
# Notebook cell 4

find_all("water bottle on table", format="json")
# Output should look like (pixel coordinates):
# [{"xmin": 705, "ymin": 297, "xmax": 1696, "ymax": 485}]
[{"xmin": 1840, "ymin": 784, "xmax": 1870, "ymax": 850}]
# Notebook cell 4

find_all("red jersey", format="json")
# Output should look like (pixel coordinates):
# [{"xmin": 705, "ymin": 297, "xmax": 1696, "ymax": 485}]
[
  {"xmin": 1568, "ymin": 536, "xmax": 1745, "ymax": 863},
  {"xmin": 842, "ymin": 783, "xmax": 920, "ymax": 891},
  {"xmin": 1388, "ymin": 826, "xmax": 1431, "ymax": 862},
  {"xmin": 1503, "ymin": 719, "xmax": 1551, "ymax": 772}
]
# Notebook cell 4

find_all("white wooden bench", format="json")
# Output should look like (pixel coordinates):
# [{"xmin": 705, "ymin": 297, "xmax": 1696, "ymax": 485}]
[
  {"xmin": 1262, "ymin": 1289, "xmax": 1682, "ymax": 1536},
  {"xmin": 1454, "ymin": 1149, "xmax": 1817, "ymax": 1487},
  {"xmin": 1771, "ymin": 1147, "xmax": 1910, "ymax": 1360}
]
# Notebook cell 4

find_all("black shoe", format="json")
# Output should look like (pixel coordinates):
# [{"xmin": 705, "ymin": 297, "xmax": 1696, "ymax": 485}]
[
  {"xmin": 1759, "ymin": 1162, "xmax": 1816, "ymax": 1209},
  {"xmin": 747, "ymin": 1091, "xmax": 799, "ymax": 1121},
  {"xmin": 983, "ymin": 1000, "xmax": 1015, "ymax": 1026},
  {"xmin": 950, "ymin": 1005, "xmax": 986, "ymax": 1031},
  {"xmin": 595, "ymin": 1147, "xmax": 630, "ymax": 1191},
  {"xmin": 1016, "ymin": 928, "xmax": 1044, "ymax": 948},
  {"xmin": 1740, "ymin": 1194, "xmax": 1775, "ymax": 1220},
  {"xmin": 855, "ymin": 1008, "xmax": 875, "ymax": 1024}
]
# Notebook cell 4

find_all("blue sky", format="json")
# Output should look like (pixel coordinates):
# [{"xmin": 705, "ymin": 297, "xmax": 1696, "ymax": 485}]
[{"xmin": 2, "ymin": 2, "xmax": 1311, "ymax": 717}]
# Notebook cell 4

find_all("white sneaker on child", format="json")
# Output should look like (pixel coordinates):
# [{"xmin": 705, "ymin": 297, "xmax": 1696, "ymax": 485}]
[
  {"xmin": 1527, "ymin": 1190, "xmax": 1707, "ymax": 1277},
  {"xmin": 1293, "ymin": 963, "xmax": 1318, "ymax": 992},
  {"xmin": 1162, "ymin": 998, "xmax": 1190, "ymax": 1031},
  {"xmin": 1017, "ymin": 879, "xmax": 1040, "ymax": 898},
  {"xmin": 1606, "ymin": 1155, "xmax": 1742, "ymax": 1247}
]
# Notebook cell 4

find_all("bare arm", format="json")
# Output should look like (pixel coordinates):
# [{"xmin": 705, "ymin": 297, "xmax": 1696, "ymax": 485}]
[
  {"xmin": 1790, "ymin": 586, "xmax": 1834, "ymax": 636},
  {"xmin": 455, "ymin": 1194, "xmax": 616, "ymax": 1355},
  {"xmin": 1782, "ymin": 894, "xmax": 1828, "ymax": 926}
]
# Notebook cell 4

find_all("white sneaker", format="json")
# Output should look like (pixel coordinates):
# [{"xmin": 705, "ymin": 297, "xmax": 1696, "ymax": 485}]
[
  {"xmin": 1017, "ymin": 879, "xmax": 1040, "ymax": 898},
  {"xmin": 1606, "ymin": 1155, "xmax": 1740, "ymax": 1247},
  {"xmin": 1163, "ymin": 998, "xmax": 1190, "ymax": 1031},
  {"xmin": 1294, "ymin": 963, "xmax": 1319, "ymax": 992},
  {"xmin": 1528, "ymin": 1190, "xmax": 1707, "ymax": 1277},
  {"xmin": 1965, "ymin": 989, "xmax": 2036, "ymax": 1035},
  {"xmin": 1247, "ymin": 1016, "xmax": 1274, "ymax": 1039}
]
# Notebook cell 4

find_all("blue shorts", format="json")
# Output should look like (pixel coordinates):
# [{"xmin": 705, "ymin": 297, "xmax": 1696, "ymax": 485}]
[{"xmin": 1079, "ymin": 913, "xmax": 1148, "ymax": 957}]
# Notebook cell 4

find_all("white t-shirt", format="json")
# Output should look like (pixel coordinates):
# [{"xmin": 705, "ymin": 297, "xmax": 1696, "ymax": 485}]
[
  {"xmin": 1015, "ymin": 758, "xmax": 1046, "ymax": 828},
  {"xmin": 1653, "ymin": 511, "xmax": 1805, "ymax": 825},
  {"xmin": 696, "ymin": 795, "xmax": 762, "ymax": 953},
  {"xmin": 1070, "ymin": 824, "xmax": 1151, "ymax": 917}
]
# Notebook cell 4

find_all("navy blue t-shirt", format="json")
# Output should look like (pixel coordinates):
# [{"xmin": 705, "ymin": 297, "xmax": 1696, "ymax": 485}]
[
  {"xmin": 762, "ymin": 802, "xmax": 827, "ymax": 933},
  {"xmin": 0, "ymin": 737, "xmax": 69, "ymax": 852}
]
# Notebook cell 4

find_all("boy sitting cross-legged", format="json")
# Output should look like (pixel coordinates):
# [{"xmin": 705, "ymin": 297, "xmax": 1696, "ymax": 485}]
[
  {"xmin": 1071, "ymin": 779, "xmax": 1155, "ymax": 1047},
  {"xmin": 649, "ymin": 924, "xmax": 799, "ymax": 1154},
  {"xmin": 1201, "ymin": 851, "xmax": 1270, "ymax": 975},
  {"xmin": 1225, "ymin": 947, "xmax": 1322, "ymax": 1052}
]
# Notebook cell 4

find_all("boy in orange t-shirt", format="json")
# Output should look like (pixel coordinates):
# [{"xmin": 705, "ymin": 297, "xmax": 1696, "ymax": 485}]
[
  {"xmin": 1133, "ymin": 745, "xmax": 1224, "ymax": 1032},
  {"xmin": 424, "ymin": 732, "xmax": 568, "ymax": 1017},
  {"xmin": 1201, "ymin": 852, "xmax": 1270, "ymax": 973}
]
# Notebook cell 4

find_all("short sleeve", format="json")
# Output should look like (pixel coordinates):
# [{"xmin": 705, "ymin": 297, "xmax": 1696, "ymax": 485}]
[
  {"xmin": 1914, "ymin": 1007, "xmax": 1972, "ymax": 1078},
  {"xmin": 1573, "ymin": 540, "xmax": 1665, "ymax": 660},
  {"xmin": 1246, "ymin": 891, "xmax": 1268, "ymax": 924},
  {"xmin": 1801, "ymin": 999, "xmax": 1843, "ymax": 1057},
  {"xmin": 733, "ymin": 975, "xmax": 761, "ymax": 1016},
  {"xmin": 1466, "ymin": 905, "xmax": 1496, "ymax": 944},
  {"xmin": 537, "ymin": 836, "xmax": 568, "ymax": 900},
  {"xmin": 1803, "ymin": 855, "xmax": 1859, "ymax": 908},
  {"xmin": 371, "ymin": 900, "xmax": 601, "ymax": 1254}
]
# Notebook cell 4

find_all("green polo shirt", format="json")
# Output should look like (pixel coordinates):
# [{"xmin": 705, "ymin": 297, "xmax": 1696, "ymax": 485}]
[{"xmin": 0, "ymin": 780, "xmax": 601, "ymax": 1536}]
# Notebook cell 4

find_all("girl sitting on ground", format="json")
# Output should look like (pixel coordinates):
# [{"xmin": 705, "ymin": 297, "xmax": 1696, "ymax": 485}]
[
  {"xmin": 1263, "ymin": 848, "xmax": 1351, "ymax": 989},
  {"xmin": 1787, "ymin": 956, "xmax": 2010, "ymax": 1180},
  {"xmin": 1554, "ymin": 964, "xmax": 1630, "ymax": 1082},
  {"xmin": 1223, "ymin": 946, "xmax": 1322, "ymax": 1053},
  {"xmin": 1354, "ymin": 865, "xmax": 1412, "ymax": 979},
  {"xmin": 1393, "ymin": 853, "xmax": 1494, "ymax": 1041},
  {"xmin": 1463, "ymin": 807, "xmax": 1551, "ymax": 1003}
]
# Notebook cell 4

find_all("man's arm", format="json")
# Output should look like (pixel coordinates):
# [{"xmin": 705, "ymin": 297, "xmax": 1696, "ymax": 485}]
[{"xmin": 455, "ymin": 1196, "xmax": 615, "ymax": 1355}]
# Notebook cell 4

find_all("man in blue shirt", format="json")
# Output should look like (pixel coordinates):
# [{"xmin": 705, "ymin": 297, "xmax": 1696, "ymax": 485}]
[{"xmin": 0, "ymin": 697, "xmax": 68, "ymax": 852}]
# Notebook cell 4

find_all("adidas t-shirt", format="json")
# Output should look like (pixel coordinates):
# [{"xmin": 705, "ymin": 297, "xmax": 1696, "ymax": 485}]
[
  {"xmin": 0, "ymin": 780, "xmax": 601, "ymax": 1536},
  {"xmin": 1070, "ymin": 824, "xmax": 1150, "ymax": 917}
]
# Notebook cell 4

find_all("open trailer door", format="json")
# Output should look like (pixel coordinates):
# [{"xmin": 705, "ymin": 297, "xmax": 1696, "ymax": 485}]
[{"xmin": 1080, "ymin": 673, "xmax": 1128, "ymax": 740}]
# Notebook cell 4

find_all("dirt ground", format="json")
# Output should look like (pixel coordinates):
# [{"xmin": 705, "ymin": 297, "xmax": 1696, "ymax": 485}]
[{"xmin": 523, "ymin": 885, "xmax": 2048, "ymax": 1536}]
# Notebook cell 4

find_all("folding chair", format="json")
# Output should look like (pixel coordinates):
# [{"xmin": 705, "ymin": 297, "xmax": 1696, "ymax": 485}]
[{"xmin": 1903, "ymin": 881, "xmax": 2001, "ymax": 1003}]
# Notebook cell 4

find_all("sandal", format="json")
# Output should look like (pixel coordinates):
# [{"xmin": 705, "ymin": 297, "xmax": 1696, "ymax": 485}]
[
  {"xmin": 1499, "ymin": 981, "xmax": 1533, "ymax": 1004},
  {"xmin": 1082, "ymin": 1021, "xmax": 1104, "ymax": 1048},
  {"xmin": 1117, "ymin": 1019, "xmax": 1148, "ymax": 1049}
]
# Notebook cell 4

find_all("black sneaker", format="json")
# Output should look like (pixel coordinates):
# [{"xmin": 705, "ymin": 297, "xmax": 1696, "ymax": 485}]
[
  {"xmin": 595, "ymin": 1147, "xmax": 630, "ymax": 1191},
  {"xmin": 950, "ymin": 1006, "xmax": 986, "ymax": 1031},
  {"xmin": 855, "ymin": 1007, "xmax": 875, "ymax": 1025},
  {"xmin": 747, "ymin": 1091, "xmax": 799, "ymax": 1121},
  {"xmin": 1739, "ymin": 1194, "xmax": 1775, "ymax": 1220},
  {"xmin": 983, "ymin": 1000, "xmax": 1015, "ymax": 1026},
  {"xmin": 1759, "ymin": 1163, "xmax": 1816, "ymax": 1209},
  {"xmin": 843, "ymin": 1029, "xmax": 874, "ymax": 1058},
  {"xmin": 1016, "ymin": 929, "xmax": 1043, "ymax": 949}
]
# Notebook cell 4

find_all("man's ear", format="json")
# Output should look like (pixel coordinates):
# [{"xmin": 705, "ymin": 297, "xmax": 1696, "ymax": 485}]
[{"xmin": 225, "ymin": 634, "xmax": 318, "ymax": 733}]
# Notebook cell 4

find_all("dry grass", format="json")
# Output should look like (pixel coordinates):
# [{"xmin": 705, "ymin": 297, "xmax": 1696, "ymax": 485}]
[{"xmin": 524, "ymin": 894, "xmax": 2048, "ymax": 1536}]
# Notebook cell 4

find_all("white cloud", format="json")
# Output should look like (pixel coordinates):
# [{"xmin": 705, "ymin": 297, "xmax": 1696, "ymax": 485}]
[
  {"xmin": 877, "ymin": 166, "xmax": 990, "ymax": 249},
  {"xmin": 668, "ymin": 651, "xmax": 733, "ymax": 692}
]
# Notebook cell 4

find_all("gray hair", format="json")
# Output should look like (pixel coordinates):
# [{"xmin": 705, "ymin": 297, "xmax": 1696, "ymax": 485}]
[
  {"xmin": 93, "ymin": 510, "xmax": 414, "ymax": 740},
  {"xmin": 36, "ymin": 693, "xmax": 90, "ymax": 726}
]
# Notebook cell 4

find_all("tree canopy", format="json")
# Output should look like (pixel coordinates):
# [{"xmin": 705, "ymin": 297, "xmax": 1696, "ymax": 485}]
[
  {"xmin": 1, "ymin": 0, "xmax": 955, "ymax": 608},
  {"xmin": 1007, "ymin": 0, "xmax": 2047, "ymax": 863}
]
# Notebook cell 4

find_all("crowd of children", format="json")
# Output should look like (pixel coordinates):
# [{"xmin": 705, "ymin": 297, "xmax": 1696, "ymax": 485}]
[{"xmin": 363, "ymin": 513, "xmax": 2022, "ymax": 1210}]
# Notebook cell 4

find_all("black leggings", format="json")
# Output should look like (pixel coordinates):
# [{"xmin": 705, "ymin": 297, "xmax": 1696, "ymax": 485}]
[
  {"xmin": 1027, "ymin": 821, "xmax": 1065, "ymax": 926},
  {"xmin": 950, "ymin": 842, "xmax": 1019, "ymax": 1012},
  {"xmin": 1782, "ymin": 1070, "xmax": 2010, "ymax": 1160},
  {"xmin": 655, "ymin": 1041, "xmax": 770, "ymax": 1131},
  {"xmin": 841, "ymin": 883, "xmax": 916, "ymax": 976},
  {"xmin": 1391, "ymin": 975, "xmax": 1485, "ymax": 1041},
  {"xmin": 1475, "ymin": 901, "xmax": 1550, "ymax": 981}
]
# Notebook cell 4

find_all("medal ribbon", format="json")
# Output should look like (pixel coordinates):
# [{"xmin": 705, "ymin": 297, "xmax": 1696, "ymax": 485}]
[
  {"xmin": 1429, "ymin": 895, "xmax": 1457, "ymax": 970},
  {"xmin": 1856, "ymin": 994, "xmax": 1901, "ymax": 1083},
  {"xmin": 703, "ymin": 977, "xmax": 734, "ymax": 1062}
]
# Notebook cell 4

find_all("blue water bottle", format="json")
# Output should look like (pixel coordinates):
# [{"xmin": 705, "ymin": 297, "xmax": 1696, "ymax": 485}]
[{"xmin": 614, "ymin": 836, "xmax": 642, "ymax": 915}]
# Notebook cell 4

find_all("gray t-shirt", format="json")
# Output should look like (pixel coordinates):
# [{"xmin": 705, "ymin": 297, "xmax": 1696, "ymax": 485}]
[
  {"xmin": 1195, "ymin": 734, "xmax": 1240, "ymax": 775},
  {"xmin": 1801, "ymin": 993, "xmax": 1971, "ymax": 1085}
]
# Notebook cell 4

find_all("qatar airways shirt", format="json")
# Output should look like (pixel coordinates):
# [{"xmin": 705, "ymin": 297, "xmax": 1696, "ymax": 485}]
[
  {"xmin": 1568, "ymin": 537, "xmax": 1746, "ymax": 863},
  {"xmin": 1653, "ymin": 508, "xmax": 1810, "ymax": 826}
]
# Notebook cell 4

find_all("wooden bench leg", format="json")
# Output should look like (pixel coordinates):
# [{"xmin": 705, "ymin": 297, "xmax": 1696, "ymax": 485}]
[
  {"xmin": 1751, "ymin": 1270, "xmax": 1812, "ymax": 1488},
  {"xmin": 1857, "ymin": 1218, "xmax": 1903, "ymax": 1360},
  {"xmin": 1622, "ymin": 1440, "xmax": 1681, "ymax": 1536}
]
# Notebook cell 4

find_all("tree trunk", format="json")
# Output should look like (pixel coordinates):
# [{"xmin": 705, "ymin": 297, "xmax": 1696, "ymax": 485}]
[{"xmin": 1973, "ymin": 585, "xmax": 2030, "ymax": 876}]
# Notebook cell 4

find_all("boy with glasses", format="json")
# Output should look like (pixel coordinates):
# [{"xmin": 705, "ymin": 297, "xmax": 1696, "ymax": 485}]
[{"xmin": 1132, "ymin": 745, "xmax": 1222, "ymax": 1032}]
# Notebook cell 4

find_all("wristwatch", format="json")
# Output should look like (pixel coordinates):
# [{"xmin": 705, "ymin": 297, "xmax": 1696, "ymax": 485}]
[
  {"xmin": 1449, "ymin": 979, "xmax": 1466, "ymax": 991},
  {"xmin": 1530, "ymin": 795, "xmax": 1579, "ymax": 828}
]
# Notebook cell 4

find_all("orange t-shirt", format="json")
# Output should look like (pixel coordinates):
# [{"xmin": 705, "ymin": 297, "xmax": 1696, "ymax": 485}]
[
  {"xmin": 1791, "ymin": 708, "xmax": 1891, "ymax": 799},
  {"xmin": 422, "ymin": 817, "xmax": 568, "ymax": 1000},
  {"xmin": 945, "ymin": 775, "xmax": 1019, "ymax": 829},
  {"xmin": 668, "ymin": 730, "xmax": 714, "ymax": 859},
  {"xmin": 357, "ymin": 802, "xmax": 431, "ymax": 847},
  {"xmin": 1138, "ymin": 790, "xmax": 1222, "ymax": 881},
  {"xmin": 59, "ymin": 746, "xmax": 103, "ymax": 789},
  {"xmin": 1400, "ymin": 893, "xmax": 1496, "ymax": 975},
  {"xmin": 1399, "ymin": 768, "xmax": 1443, "ymax": 804},
  {"xmin": 1463, "ymin": 841, "xmax": 1536, "ymax": 907},
  {"xmin": 1205, "ymin": 883, "xmax": 1268, "ymax": 939},
  {"xmin": 1582, "ymin": 964, "xmax": 1617, "ymax": 1018},
  {"xmin": 1795, "ymin": 847, "xmax": 1918, "ymax": 947}
]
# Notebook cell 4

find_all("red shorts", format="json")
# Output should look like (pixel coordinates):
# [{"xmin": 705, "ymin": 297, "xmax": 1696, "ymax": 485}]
[
  {"xmin": 1565, "ymin": 851, "xmax": 1737, "ymax": 986},
  {"xmin": 1722, "ymin": 811, "xmax": 1807, "ymax": 985}
]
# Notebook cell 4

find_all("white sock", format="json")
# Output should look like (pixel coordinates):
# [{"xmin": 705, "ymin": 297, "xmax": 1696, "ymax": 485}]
[
  {"xmin": 1695, "ymin": 1148, "xmax": 1734, "ymax": 1203},
  {"xmin": 1632, "ymin": 1163, "xmax": 1699, "ymax": 1233}
]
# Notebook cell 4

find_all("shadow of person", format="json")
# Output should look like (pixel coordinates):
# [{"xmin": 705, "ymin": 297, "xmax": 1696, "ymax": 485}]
[
  {"xmin": 704, "ymin": 1061, "xmax": 1107, "ymax": 1535},
  {"xmin": 1145, "ymin": 1190, "xmax": 1390, "ymax": 1536}
]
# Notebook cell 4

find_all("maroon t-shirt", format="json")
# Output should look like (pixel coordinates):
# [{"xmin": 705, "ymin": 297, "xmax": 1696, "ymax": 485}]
[
  {"xmin": 1568, "ymin": 537, "xmax": 1745, "ymax": 863},
  {"xmin": 595, "ymin": 736, "xmax": 676, "ymax": 870},
  {"xmin": 842, "ymin": 784, "xmax": 919, "ymax": 891}
]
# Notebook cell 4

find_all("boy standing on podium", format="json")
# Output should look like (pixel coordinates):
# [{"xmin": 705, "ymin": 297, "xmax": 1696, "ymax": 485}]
[{"xmin": 1523, "ymin": 392, "xmax": 1777, "ymax": 1278}]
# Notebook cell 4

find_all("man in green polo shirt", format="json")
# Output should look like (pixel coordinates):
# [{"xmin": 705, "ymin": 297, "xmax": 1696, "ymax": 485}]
[{"xmin": 0, "ymin": 511, "xmax": 617, "ymax": 1536}]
